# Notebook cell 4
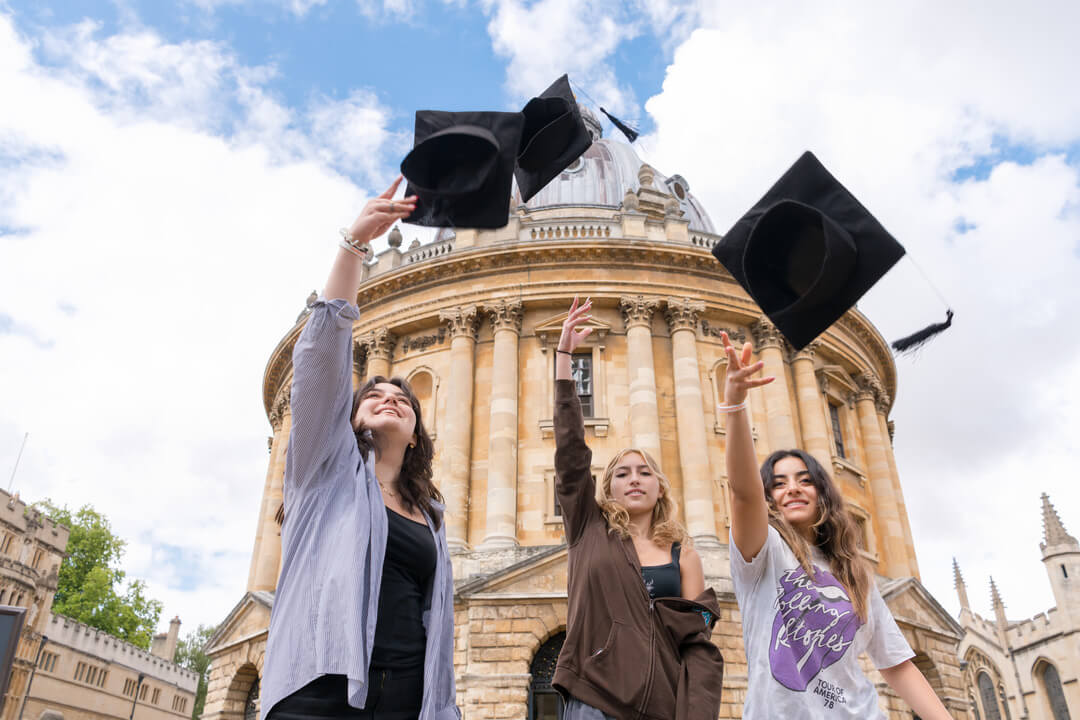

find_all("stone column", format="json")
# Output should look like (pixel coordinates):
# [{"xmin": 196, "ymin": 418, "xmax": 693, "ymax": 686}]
[
  {"xmin": 480, "ymin": 300, "xmax": 523, "ymax": 549},
  {"xmin": 363, "ymin": 327, "xmax": 397, "ymax": 379},
  {"xmin": 249, "ymin": 383, "xmax": 290, "ymax": 592},
  {"xmin": 751, "ymin": 318, "xmax": 797, "ymax": 451},
  {"xmin": 664, "ymin": 298, "xmax": 719, "ymax": 546},
  {"xmin": 438, "ymin": 305, "xmax": 481, "ymax": 552},
  {"xmin": 790, "ymin": 341, "xmax": 830, "ymax": 470},
  {"xmin": 878, "ymin": 405, "xmax": 919, "ymax": 579},
  {"xmin": 853, "ymin": 372, "xmax": 907, "ymax": 578},
  {"xmin": 619, "ymin": 296, "xmax": 663, "ymax": 462}
]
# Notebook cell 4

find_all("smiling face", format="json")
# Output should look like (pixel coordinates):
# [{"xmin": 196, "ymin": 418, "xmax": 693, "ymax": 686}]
[
  {"xmin": 352, "ymin": 381, "xmax": 417, "ymax": 446},
  {"xmin": 608, "ymin": 451, "xmax": 662, "ymax": 517},
  {"xmin": 769, "ymin": 455, "xmax": 820, "ymax": 533}
]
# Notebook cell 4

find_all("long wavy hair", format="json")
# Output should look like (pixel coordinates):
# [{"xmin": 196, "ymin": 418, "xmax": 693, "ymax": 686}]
[
  {"xmin": 352, "ymin": 375, "xmax": 442, "ymax": 529},
  {"xmin": 598, "ymin": 448, "xmax": 688, "ymax": 547},
  {"xmin": 761, "ymin": 449, "xmax": 870, "ymax": 621}
]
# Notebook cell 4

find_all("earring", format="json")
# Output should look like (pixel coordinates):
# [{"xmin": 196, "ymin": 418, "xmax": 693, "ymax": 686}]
[{"xmin": 409, "ymin": 442, "xmax": 416, "ymax": 449}]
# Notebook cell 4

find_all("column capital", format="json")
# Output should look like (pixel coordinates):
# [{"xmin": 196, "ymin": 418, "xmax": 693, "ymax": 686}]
[
  {"xmin": 788, "ymin": 339, "xmax": 822, "ymax": 363},
  {"xmin": 439, "ymin": 304, "xmax": 481, "ymax": 340},
  {"xmin": 854, "ymin": 370, "xmax": 886, "ymax": 407},
  {"xmin": 269, "ymin": 381, "xmax": 291, "ymax": 431},
  {"xmin": 619, "ymin": 295, "xmax": 661, "ymax": 330},
  {"xmin": 663, "ymin": 297, "xmax": 705, "ymax": 333},
  {"xmin": 750, "ymin": 316, "xmax": 784, "ymax": 350},
  {"xmin": 352, "ymin": 339, "xmax": 368, "ymax": 378},
  {"xmin": 485, "ymin": 298, "xmax": 523, "ymax": 334},
  {"xmin": 360, "ymin": 327, "xmax": 397, "ymax": 363}
]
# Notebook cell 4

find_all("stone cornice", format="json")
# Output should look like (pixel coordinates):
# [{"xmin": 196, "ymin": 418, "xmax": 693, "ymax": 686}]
[
  {"xmin": 663, "ymin": 297, "xmax": 705, "ymax": 333},
  {"xmin": 484, "ymin": 299, "xmax": 524, "ymax": 334},
  {"xmin": 619, "ymin": 295, "xmax": 661, "ymax": 329}
]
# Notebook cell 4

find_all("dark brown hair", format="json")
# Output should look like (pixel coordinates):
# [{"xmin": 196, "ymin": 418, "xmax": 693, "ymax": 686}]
[
  {"xmin": 352, "ymin": 375, "xmax": 442, "ymax": 529},
  {"xmin": 761, "ymin": 449, "xmax": 871, "ymax": 621}
]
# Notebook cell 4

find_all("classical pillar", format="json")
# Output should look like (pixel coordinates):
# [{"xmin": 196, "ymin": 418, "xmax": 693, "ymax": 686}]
[
  {"xmin": 790, "ymin": 341, "xmax": 830, "ymax": 470},
  {"xmin": 664, "ymin": 298, "xmax": 719, "ymax": 546},
  {"xmin": 878, "ymin": 404, "xmax": 919, "ymax": 579},
  {"xmin": 853, "ymin": 372, "xmax": 907, "ymax": 578},
  {"xmin": 438, "ymin": 305, "xmax": 480, "ymax": 552},
  {"xmin": 751, "ymin": 318, "xmax": 797, "ymax": 451},
  {"xmin": 249, "ymin": 383, "xmax": 290, "ymax": 592},
  {"xmin": 363, "ymin": 327, "xmax": 397, "ymax": 379},
  {"xmin": 480, "ymin": 300, "xmax": 523, "ymax": 549},
  {"xmin": 619, "ymin": 296, "xmax": 663, "ymax": 462}
]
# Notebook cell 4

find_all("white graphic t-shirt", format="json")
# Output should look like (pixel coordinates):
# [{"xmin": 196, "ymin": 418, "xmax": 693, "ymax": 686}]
[{"xmin": 730, "ymin": 526, "xmax": 913, "ymax": 719}]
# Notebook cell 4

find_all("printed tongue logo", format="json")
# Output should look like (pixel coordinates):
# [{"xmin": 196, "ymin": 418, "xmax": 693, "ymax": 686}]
[{"xmin": 769, "ymin": 564, "xmax": 862, "ymax": 691}]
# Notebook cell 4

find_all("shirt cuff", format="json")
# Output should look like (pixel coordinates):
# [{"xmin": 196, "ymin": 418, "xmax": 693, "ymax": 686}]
[{"xmin": 313, "ymin": 295, "xmax": 360, "ymax": 328}]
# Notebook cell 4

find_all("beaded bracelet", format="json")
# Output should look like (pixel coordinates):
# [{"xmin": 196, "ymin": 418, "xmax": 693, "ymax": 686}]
[{"xmin": 715, "ymin": 400, "xmax": 748, "ymax": 414}]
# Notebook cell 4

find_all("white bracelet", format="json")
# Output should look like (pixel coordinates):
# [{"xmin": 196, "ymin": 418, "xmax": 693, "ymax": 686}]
[
  {"xmin": 716, "ymin": 400, "xmax": 748, "ymax": 414},
  {"xmin": 339, "ymin": 228, "xmax": 371, "ymax": 258}
]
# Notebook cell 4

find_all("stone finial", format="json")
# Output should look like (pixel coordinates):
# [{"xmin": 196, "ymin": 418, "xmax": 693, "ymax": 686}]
[
  {"xmin": 409, "ymin": 239, "xmax": 421, "ymax": 250},
  {"xmin": 953, "ymin": 558, "xmax": 970, "ymax": 610},
  {"xmin": 439, "ymin": 305, "xmax": 481, "ymax": 341},
  {"xmin": 388, "ymin": 226, "xmax": 403, "ymax": 248},
  {"xmin": 485, "ymin": 299, "xmax": 524, "ymax": 334},
  {"xmin": 663, "ymin": 297, "xmax": 705, "ymax": 333},
  {"xmin": 619, "ymin": 295, "xmax": 660, "ymax": 330},
  {"xmin": 637, "ymin": 163, "xmax": 656, "ymax": 188},
  {"xmin": 1040, "ymin": 492, "xmax": 1078, "ymax": 551},
  {"xmin": 664, "ymin": 196, "xmax": 683, "ymax": 218},
  {"xmin": 622, "ymin": 189, "xmax": 640, "ymax": 212}
]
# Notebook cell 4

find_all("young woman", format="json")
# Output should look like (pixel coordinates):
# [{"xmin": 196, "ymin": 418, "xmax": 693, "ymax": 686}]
[
  {"xmin": 721, "ymin": 331, "xmax": 951, "ymax": 719},
  {"xmin": 552, "ymin": 297, "xmax": 725, "ymax": 720},
  {"xmin": 262, "ymin": 177, "xmax": 459, "ymax": 720}
]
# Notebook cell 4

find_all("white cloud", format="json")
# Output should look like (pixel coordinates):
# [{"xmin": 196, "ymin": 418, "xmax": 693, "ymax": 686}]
[
  {"xmin": 642, "ymin": 0, "xmax": 1080, "ymax": 622},
  {"xmin": 0, "ymin": 12, "xmax": 404, "ymax": 635}
]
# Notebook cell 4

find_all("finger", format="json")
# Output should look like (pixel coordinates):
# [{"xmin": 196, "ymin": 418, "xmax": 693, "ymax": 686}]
[
  {"xmin": 746, "ymin": 376, "xmax": 775, "ymax": 387},
  {"xmin": 733, "ymin": 360, "xmax": 765, "ymax": 379},
  {"xmin": 741, "ymin": 341, "xmax": 753, "ymax": 366},
  {"xmin": 379, "ymin": 175, "xmax": 403, "ymax": 199},
  {"xmin": 720, "ymin": 331, "xmax": 731, "ymax": 351}
]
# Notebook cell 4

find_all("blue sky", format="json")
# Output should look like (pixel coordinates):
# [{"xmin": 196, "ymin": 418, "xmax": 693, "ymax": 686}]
[{"xmin": 2, "ymin": 0, "xmax": 1079, "ymax": 642}]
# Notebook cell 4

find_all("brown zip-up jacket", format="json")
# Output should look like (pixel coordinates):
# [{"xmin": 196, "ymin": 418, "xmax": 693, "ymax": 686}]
[{"xmin": 551, "ymin": 380, "xmax": 724, "ymax": 720}]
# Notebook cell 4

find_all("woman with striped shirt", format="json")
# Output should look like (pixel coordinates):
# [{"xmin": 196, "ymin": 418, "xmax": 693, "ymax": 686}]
[{"xmin": 263, "ymin": 177, "xmax": 460, "ymax": 720}]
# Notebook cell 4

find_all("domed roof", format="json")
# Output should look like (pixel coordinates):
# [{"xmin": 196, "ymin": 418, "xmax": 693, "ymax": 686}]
[{"xmin": 509, "ymin": 113, "xmax": 716, "ymax": 234}]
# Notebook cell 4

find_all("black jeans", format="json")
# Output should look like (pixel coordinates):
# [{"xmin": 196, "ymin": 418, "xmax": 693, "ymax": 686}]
[{"xmin": 266, "ymin": 667, "xmax": 423, "ymax": 720}]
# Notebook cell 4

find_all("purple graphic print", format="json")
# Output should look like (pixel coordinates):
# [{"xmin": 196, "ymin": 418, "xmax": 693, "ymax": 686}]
[{"xmin": 769, "ymin": 564, "xmax": 862, "ymax": 691}]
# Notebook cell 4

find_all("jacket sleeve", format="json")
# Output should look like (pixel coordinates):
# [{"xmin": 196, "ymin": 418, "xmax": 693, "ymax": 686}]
[
  {"xmin": 670, "ymin": 591, "xmax": 726, "ymax": 720},
  {"xmin": 285, "ymin": 296, "xmax": 359, "ymax": 488},
  {"xmin": 554, "ymin": 378, "xmax": 599, "ymax": 545}
]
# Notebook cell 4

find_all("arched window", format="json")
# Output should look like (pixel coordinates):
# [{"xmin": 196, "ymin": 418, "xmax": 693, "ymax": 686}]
[
  {"xmin": 244, "ymin": 677, "xmax": 260, "ymax": 720},
  {"xmin": 529, "ymin": 632, "xmax": 565, "ymax": 720},
  {"xmin": 978, "ymin": 672, "xmax": 1003, "ymax": 720},
  {"xmin": 1040, "ymin": 663, "xmax": 1072, "ymax": 720},
  {"xmin": 970, "ymin": 692, "xmax": 982, "ymax": 720}
]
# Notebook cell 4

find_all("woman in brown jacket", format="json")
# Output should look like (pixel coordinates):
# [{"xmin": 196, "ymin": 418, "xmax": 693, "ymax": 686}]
[{"xmin": 552, "ymin": 297, "xmax": 725, "ymax": 720}]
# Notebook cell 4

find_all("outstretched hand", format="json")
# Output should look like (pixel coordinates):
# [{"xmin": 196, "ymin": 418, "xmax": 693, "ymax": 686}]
[
  {"xmin": 720, "ymin": 331, "xmax": 774, "ymax": 405},
  {"xmin": 558, "ymin": 296, "xmax": 593, "ymax": 353},
  {"xmin": 346, "ymin": 175, "xmax": 417, "ymax": 247}
]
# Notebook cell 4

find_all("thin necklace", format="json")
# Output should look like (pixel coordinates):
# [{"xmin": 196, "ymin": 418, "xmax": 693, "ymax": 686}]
[{"xmin": 379, "ymin": 481, "xmax": 399, "ymax": 498}]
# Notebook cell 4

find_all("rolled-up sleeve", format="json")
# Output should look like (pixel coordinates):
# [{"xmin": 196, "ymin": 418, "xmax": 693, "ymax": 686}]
[{"xmin": 287, "ymin": 297, "xmax": 359, "ymax": 488}]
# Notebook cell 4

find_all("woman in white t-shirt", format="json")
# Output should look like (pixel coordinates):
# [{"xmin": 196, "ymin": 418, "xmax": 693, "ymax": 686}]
[{"xmin": 718, "ymin": 331, "xmax": 951, "ymax": 720}]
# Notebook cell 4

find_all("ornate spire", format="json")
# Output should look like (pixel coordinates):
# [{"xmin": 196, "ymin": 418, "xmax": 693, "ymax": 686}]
[
  {"xmin": 990, "ymin": 576, "xmax": 1004, "ymax": 611},
  {"xmin": 1040, "ymin": 492, "xmax": 1078, "ymax": 551},
  {"xmin": 953, "ymin": 558, "xmax": 970, "ymax": 610}
]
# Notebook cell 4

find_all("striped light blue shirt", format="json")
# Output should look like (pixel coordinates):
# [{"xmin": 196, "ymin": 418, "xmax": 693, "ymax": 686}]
[{"xmin": 261, "ymin": 297, "xmax": 459, "ymax": 720}]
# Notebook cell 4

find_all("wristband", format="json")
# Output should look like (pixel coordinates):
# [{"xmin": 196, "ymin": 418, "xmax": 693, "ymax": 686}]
[
  {"xmin": 716, "ymin": 400, "xmax": 748, "ymax": 414},
  {"xmin": 555, "ymin": 350, "xmax": 572, "ymax": 356}
]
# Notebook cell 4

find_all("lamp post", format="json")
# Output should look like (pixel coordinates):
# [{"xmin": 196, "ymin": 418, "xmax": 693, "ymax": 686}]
[{"xmin": 130, "ymin": 673, "xmax": 145, "ymax": 719}]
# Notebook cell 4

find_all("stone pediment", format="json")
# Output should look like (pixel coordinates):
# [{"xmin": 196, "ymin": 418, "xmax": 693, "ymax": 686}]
[
  {"xmin": 534, "ymin": 312, "xmax": 611, "ymax": 349},
  {"xmin": 205, "ymin": 591, "xmax": 274, "ymax": 656},
  {"xmin": 456, "ymin": 545, "xmax": 569, "ymax": 599},
  {"xmin": 881, "ymin": 577, "xmax": 964, "ymax": 640}
]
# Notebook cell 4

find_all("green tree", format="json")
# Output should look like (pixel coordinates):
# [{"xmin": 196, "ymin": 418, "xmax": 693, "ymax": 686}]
[
  {"xmin": 37, "ymin": 501, "xmax": 162, "ymax": 649},
  {"xmin": 174, "ymin": 623, "xmax": 216, "ymax": 719}
]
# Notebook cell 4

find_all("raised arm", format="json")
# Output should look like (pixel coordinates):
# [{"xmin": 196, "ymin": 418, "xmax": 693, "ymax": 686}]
[
  {"xmin": 721, "ymin": 332, "xmax": 774, "ymax": 562},
  {"xmin": 287, "ymin": 178, "xmax": 416, "ymax": 486},
  {"xmin": 553, "ymin": 297, "xmax": 597, "ymax": 544}
]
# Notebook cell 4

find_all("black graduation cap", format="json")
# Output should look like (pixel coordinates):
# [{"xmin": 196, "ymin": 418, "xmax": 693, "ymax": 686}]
[
  {"xmin": 712, "ymin": 151, "xmax": 908, "ymax": 351},
  {"xmin": 401, "ymin": 110, "xmax": 524, "ymax": 229},
  {"xmin": 514, "ymin": 75, "xmax": 593, "ymax": 203}
]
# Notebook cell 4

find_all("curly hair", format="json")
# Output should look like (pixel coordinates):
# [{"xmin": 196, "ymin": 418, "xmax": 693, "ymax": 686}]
[
  {"xmin": 598, "ymin": 448, "xmax": 688, "ymax": 547},
  {"xmin": 352, "ymin": 375, "xmax": 442, "ymax": 530},
  {"xmin": 761, "ymin": 449, "xmax": 871, "ymax": 621}
]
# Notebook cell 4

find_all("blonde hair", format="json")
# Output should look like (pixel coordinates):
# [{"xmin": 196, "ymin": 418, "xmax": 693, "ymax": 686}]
[{"xmin": 598, "ymin": 448, "xmax": 689, "ymax": 547}]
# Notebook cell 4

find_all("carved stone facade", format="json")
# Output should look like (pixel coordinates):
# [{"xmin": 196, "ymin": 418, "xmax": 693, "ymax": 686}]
[{"xmin": 208, "ymin": 127, "xmax": 964, "ymax": 718}]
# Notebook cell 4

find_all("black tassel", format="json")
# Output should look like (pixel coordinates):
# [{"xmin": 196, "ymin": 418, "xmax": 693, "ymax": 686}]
[
  {"xmin": 600, "ymin": 107, "xmax": 639, "ymax": 143},
  {"xmin": 891, "ymin": 310, "xmax": 954, "ymax": 354}
]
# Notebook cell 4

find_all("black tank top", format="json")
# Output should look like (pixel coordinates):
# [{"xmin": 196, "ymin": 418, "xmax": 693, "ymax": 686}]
[
  {"xmin": 640, "ymin": 542, "xmax": 682, "ymax": 599},
  {"xmin": 371, "ymin": 507, "xmax": 437, "ymax": 669}
]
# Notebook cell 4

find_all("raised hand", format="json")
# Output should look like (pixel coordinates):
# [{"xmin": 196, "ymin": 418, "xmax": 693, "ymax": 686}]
[
  {"xmin": 720, "ymin": 331, "xmax": 774, "ymax": 405},
  {"xmin": 558, "ymin": 296, "xmax": 593, "ymax": 353},
  {"xmin": 345, "ymin": 175, "xmax": 417, "ymax": 248}
]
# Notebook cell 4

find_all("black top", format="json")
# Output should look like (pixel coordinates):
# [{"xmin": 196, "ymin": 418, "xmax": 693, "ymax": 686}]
[
  {"xmin": 640, "ymin": 542, "xmax": 682, "ymax": 600},
  {"xmin": 371, "ymin": 507, "xmax": 437, "ymax": 669}
]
